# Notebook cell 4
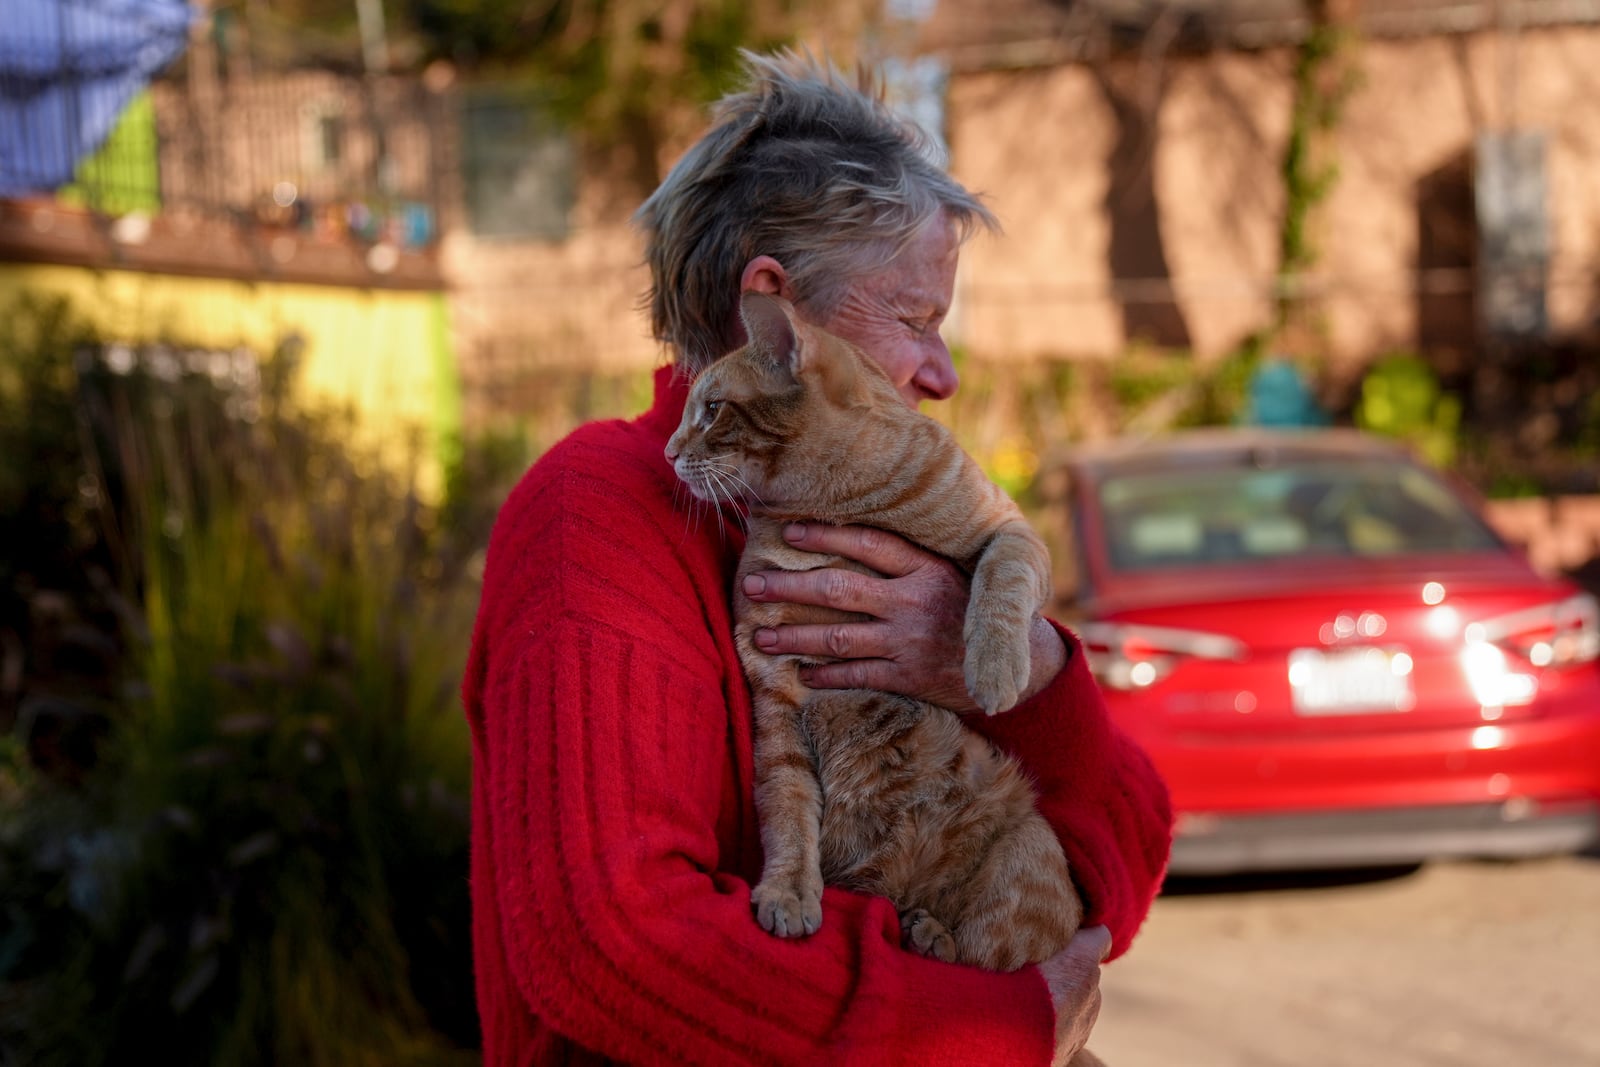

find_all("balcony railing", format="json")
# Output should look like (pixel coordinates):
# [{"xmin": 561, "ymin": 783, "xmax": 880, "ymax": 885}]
[{"xmin": 2, "ymin": 0, "xmax": 447, "ymax": 288}]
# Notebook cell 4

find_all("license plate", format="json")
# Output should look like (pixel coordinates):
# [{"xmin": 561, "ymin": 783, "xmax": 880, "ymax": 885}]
[{"xmin": 1289, "ymin": 647, "xmax": 1413, "ymax": 714}]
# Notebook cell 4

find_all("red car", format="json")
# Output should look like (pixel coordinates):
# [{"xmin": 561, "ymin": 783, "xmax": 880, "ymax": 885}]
[{"xmin": 1059, "ymin": 429, "xmax": 1600, "ymax": 875}]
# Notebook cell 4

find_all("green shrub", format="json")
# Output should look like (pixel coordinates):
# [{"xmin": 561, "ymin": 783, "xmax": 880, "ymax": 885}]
[
  {"xmin": 1182, "ymin": 344, "xmax": 1263, "ymax": 428},
  {"xmin": 1107, "ymin": 342, "xmax": 1262, "ymax": 431},
  {"xmin": 1108, "ymin": 348, "xmax": 1197, "ymax": 417},
  {"xmin": 1, "ymin": 297, "xmax": 482, "ymax": 1065},
  {"xmin": 1354, "ymin": 352, "xmax": 1461, "ymax": 469}
]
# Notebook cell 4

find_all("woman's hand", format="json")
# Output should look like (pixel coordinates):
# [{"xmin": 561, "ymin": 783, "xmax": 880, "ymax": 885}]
[
  {"xmin": 1039, "ymin": 925, "xmax": 1111, "ymax": 1067},
  {"xmin": 741, "ymin": 522, "xmax": 1066, "ymax": 713}
]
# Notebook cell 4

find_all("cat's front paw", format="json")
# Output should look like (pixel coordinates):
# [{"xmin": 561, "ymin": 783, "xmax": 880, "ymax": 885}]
[
  {"xmin": 964, "ymin": 619, "xmax": 1031, "ymax": 715},
  {"xmin": 752, "ymin": 873, "xmax": 823, "ymax": 939},
  {"xmin": 901, "ymin": 908, "xmax": 956, "ymax": 962}
]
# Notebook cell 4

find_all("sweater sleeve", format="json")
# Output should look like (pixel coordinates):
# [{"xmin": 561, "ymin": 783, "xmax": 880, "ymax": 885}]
[
  {"xmin": 465, "ymin": 438, "xmax": 1066, "ymax": 1066},
  {"xmin": 964, "ymin": 622, "xmax": 1173, "ymax": 960}
]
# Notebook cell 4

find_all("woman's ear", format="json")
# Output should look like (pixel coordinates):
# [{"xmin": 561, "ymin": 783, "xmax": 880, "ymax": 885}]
[{"xmin": 739, "ymin": 255, "xmax": 792, "ymax": 298}]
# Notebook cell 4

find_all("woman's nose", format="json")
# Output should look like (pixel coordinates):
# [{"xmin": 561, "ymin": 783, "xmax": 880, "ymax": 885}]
[{"xmin": 914, "ymin": 337, "xmax": 959, "ymax": 402}]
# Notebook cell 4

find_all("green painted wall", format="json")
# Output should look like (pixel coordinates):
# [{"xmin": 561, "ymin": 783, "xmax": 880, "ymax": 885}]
[{"xmin": 59, "ymin": 91, "xmax": 162, "ymax": 217}]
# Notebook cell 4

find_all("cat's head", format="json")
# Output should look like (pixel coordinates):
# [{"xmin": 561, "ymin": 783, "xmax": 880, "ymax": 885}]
[{"xmin": 665, "ymin": 291, "xmax": 895, "ymax": 512}]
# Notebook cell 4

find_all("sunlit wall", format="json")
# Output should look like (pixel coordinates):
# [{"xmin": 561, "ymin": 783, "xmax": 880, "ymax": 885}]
[{"xmin": 0, "ymin": 262, "xmax": 460, "ymax": 496}]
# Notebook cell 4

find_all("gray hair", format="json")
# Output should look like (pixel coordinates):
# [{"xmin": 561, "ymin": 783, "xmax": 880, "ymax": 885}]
[{"xmin": 634, "ymin": 49, "xmax": 998, "ymax": 373}]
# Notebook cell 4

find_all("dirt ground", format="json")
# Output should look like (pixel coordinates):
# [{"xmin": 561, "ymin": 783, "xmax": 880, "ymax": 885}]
[{"xmin": 1091, "ymin": 850, "xmax": 1600, "ymax": 1066}]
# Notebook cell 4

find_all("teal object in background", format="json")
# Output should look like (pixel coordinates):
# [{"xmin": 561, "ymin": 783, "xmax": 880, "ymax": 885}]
[{"xmin": 1242, "ymin": 357, "xmax": 1328, "ymax": 428}]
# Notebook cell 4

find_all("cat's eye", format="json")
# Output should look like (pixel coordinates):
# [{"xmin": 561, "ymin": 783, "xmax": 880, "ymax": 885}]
[{"xmin": 701, "ymin": 398, "xmax": 722, "ymax": 423}]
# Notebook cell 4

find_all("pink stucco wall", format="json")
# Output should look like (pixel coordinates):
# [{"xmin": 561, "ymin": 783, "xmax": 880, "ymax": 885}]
[{"xmin": 944, "ymin": 25, "xmax": 1600, "ymax": 370}]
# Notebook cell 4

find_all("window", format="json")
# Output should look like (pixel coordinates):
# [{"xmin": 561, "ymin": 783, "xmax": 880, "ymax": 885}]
[
  {"xmin": 1099, "ymin": 458, "xmax": 1502, "ymax": 572},
  {"xmin": 459, "ymin": 89, "xmax": 575, "ymax": 240},
  {"xmin": 302, "ymin": 103, "xmax": 344, "ymax": 172},
  {"xmin": 1476, "ymin": 130, "xmax": 1548, "ymax": 338}
]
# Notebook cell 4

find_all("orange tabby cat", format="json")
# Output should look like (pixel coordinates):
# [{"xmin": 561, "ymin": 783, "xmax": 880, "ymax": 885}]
[{"xmin": 666, "ymin": 292, "xmax": 1094, "ymax": 997}]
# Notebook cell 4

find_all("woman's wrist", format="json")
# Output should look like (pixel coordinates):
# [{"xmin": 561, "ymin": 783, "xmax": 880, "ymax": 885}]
[{"xmin": 1015, "ymin": 615, "xmax": 1068, "ymax": 708}]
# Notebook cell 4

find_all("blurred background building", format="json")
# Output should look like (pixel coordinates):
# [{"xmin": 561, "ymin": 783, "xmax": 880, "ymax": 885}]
[
  {"xmin": 923, "ymin": 0, "xmax": 1600, "ymax": 374},
  {"xmin": 4, "ymin": 0, "xmax": 1599, "ymax": 645},
  {"xmin": 6, "ymin": 2, "xmax": 1599, "ymax": 464}
]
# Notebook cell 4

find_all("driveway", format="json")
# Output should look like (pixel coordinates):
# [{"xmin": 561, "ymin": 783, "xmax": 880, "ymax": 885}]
[{"xmin": 1092, "ymin": 851, "xmax": 1600, "ymax": 1066}]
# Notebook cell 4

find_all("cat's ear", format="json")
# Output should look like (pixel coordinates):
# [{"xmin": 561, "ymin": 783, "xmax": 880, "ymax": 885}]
[
  {"xmin": 740, "ymin": 291, "xmax": 863, "ymax": 405},
  {"xmin": 739, "ymin": 291, "xmax": 799, "ymax": 376}
]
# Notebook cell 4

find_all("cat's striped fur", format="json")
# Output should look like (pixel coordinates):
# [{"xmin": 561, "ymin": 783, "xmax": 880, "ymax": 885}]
[{"xmin": 666, "ymin": 290, "xmax": 1090, "ymax": 987}]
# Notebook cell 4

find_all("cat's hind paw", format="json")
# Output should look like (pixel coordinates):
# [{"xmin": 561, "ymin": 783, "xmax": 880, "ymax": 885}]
[
  {"xmin": 901, "ymin": 908, "xmax": 956, "ymax": 963},
  {"xmin": 752, "ymin": 875, "xmax": 823, "ymax": 939}
]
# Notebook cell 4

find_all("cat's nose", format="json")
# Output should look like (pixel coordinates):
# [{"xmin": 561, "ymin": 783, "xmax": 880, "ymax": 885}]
[{"xmin": 663, "ymin": 442, "xmax": 678, "ymax": 463}]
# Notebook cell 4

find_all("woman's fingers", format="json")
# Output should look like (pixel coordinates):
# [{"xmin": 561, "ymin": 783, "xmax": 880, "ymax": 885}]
[
  {"xmin": 753, "ymin": 621, "xmax": 888, "ymax": 659},
  {"xmin": 1040, "ymin": 925, "xmax": 1112, "ymax": 1067},
  {"xmin": 742, "ymin": 567, "xmax": 880, "ymax": 615},
  {"xmin": 779, "ymin": 522, "xmax": 936, "ymax": 578},
  {"xmin": 741, "ymin": 523, "xmax": 978, "ymax": 711}
]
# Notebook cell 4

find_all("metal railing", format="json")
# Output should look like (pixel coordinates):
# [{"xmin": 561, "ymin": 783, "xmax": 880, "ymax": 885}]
[{"xmin": 2, "ymin": 0, "xmax": 445, "ymax": 255}]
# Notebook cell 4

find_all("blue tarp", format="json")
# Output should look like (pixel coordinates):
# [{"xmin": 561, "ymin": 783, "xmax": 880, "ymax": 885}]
[{"xmin": 0, "ymin": 0, "xmax": 193, "ymax": 197}]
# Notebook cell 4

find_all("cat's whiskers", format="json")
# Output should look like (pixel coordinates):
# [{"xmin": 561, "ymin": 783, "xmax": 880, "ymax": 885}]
[
  {"xmin": 701, "ymin": 465, "xmax": 743, "ymax": 539},
  {"xmin": 670, "ymin": 458, "xmax": 722, "ymax": 536},
  {"xmin": 707, "ymin": 454, "xmax": 766, "ymax": 510},
  {"xmin": 670, "ymin": 476, "xmax": 705, "ymax": 545},
  {"xmin": 672, "ymin": 465, "xmax": 727, "ymax": 544}
]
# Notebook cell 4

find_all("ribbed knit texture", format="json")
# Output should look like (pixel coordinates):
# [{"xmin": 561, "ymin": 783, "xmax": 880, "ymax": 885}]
[{"xmin": 462, "ymin": 367, "xmax": 1174, "ymax": 1066}]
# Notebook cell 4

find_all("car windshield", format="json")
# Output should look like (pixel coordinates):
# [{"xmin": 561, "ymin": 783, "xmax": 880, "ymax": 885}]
[{"xmin": 1097, "ymin": 456, "xmax": 1503, "ymax": 573}]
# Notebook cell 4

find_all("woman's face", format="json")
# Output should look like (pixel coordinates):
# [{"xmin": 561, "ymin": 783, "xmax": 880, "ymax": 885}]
[{"xmin": 813, "ymin": 214, "xmax": 960, "ymax": 409}]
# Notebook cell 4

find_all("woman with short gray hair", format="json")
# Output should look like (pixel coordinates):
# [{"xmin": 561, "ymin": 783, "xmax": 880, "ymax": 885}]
[
  {"xmin": 464, "ymin": 49, "xmax": 1172, "ymax": 1066},
  {"xmin": 638, "ymin": 50, "xmax": 996, "ymax": 376}
]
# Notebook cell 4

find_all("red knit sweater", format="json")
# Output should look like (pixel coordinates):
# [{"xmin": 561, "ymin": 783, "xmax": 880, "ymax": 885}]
[{"xmin": 462, "ymin": 367, "xmax": 1173, "ymax": 1066}]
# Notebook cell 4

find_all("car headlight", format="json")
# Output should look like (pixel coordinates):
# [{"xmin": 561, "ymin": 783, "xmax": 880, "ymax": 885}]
[{"xmin": 1078, "ymin": 622, "xmax": 1247, "ymax": 691}]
